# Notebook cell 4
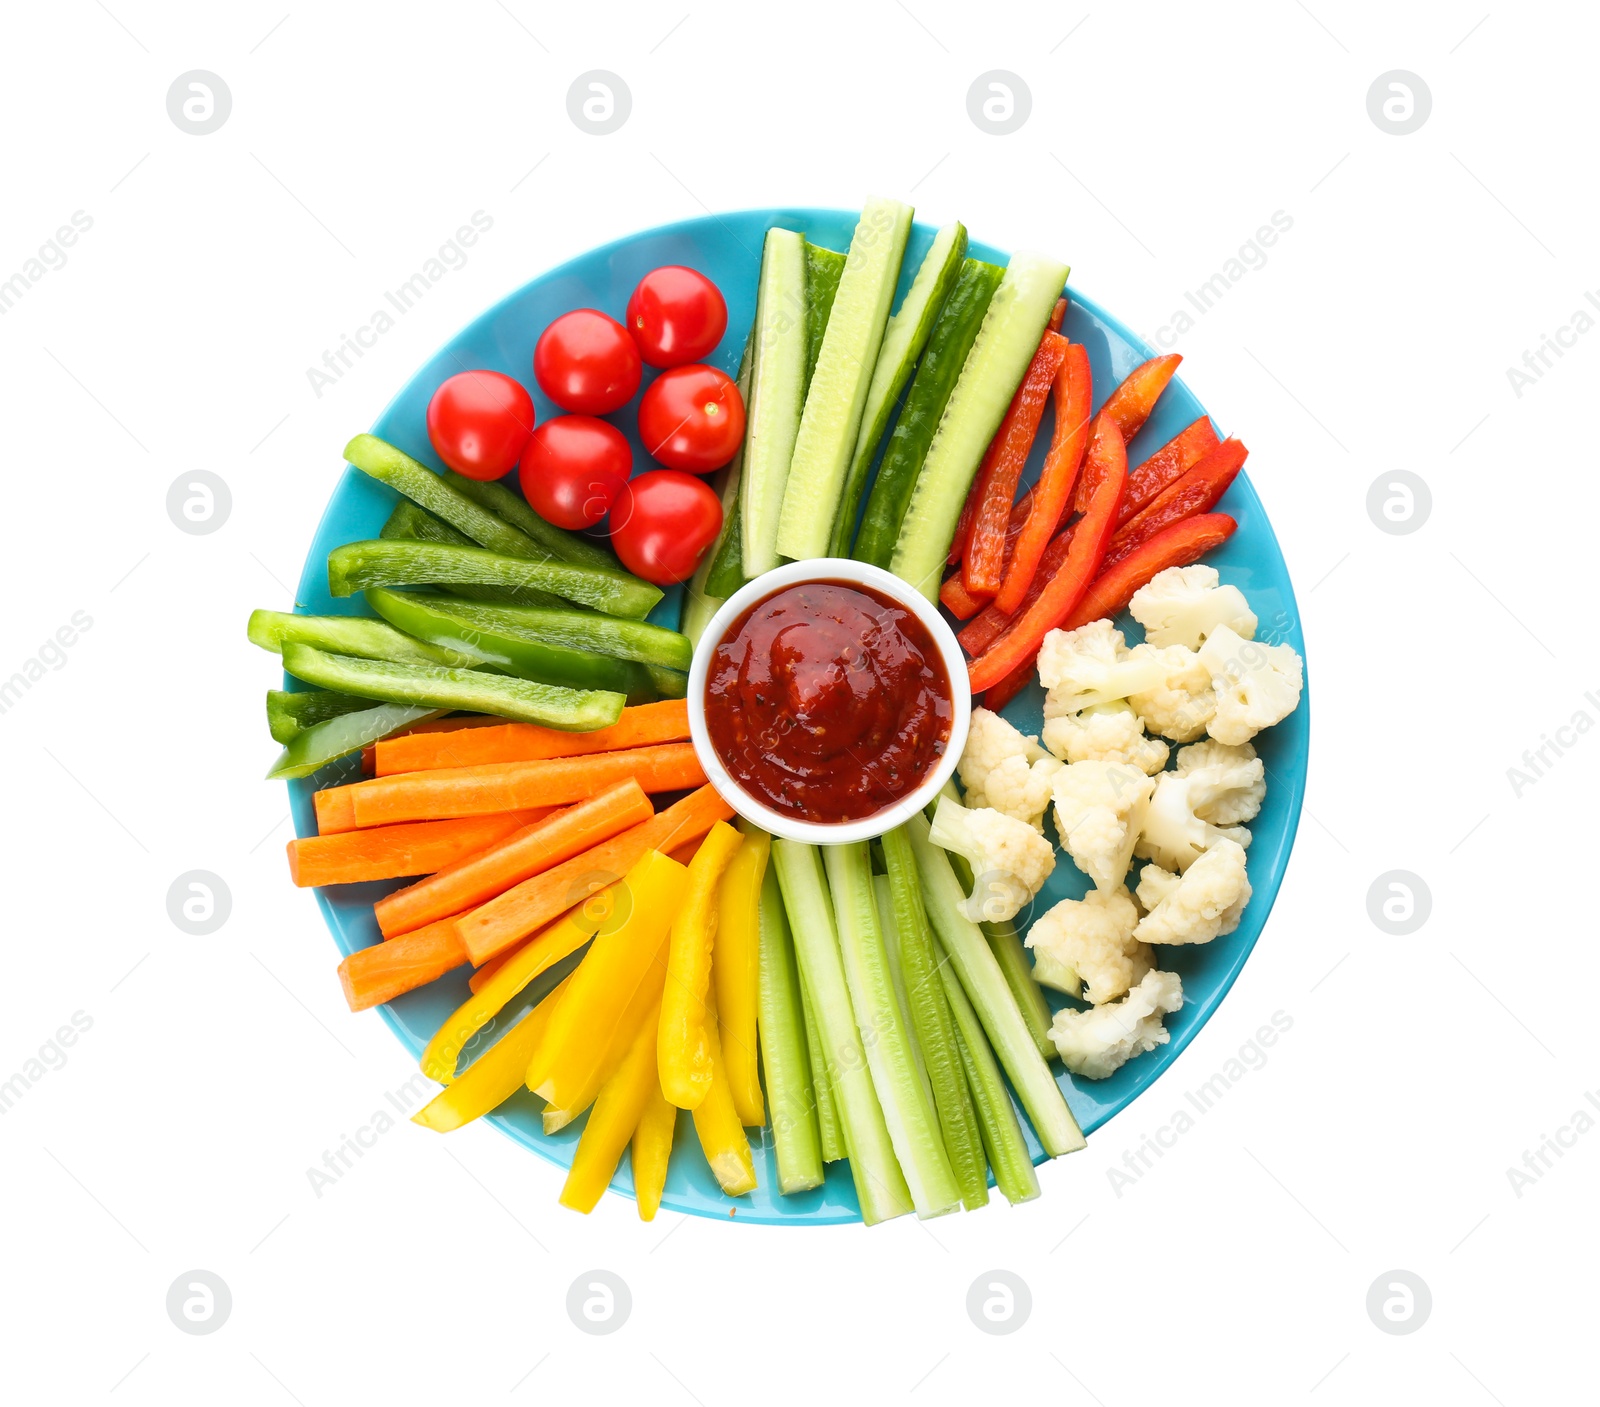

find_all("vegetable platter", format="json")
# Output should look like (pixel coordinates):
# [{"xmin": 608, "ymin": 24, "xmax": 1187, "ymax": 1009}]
[{"xmin": 263, "ymin": 206, "xmax": 1308, "ymax": 1225}]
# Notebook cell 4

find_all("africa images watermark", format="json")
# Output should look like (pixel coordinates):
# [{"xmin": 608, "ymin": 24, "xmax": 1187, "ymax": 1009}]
[
  {"xmin": 0, "ymin": 610, "xmax": 94, "ymax": 717},
  {"xmin": 305, "ymin": 1073, "xmax": 431, "ymax": 1197},
  {"xmin": 0, "ymin": 211, "xmax": 94, "ymax": 316},
  {"xmin": 305, "ymin": 210, "xmax": 495, "ymax": 399},
  {"xmin": 1106, "ymin": 1010, "xmax": 1293, "ymax": 1196},
  {"xmin": 1505, "ymin": 688, "xmax": 1600, "ymax": 797},
  {"xmin": 1142, "ymin": 211, "xmax": 1294, "ymax": 350},
  {"xmin": 1505, "ymin": 1086, "xmax": 1600, "ymax": 1198},
  {"xmin": 1504, "ymin": 288, "xmax": 1600, "ymax": 398},
  {"xmin": 0, "ymin": 1011, "xmax": 93, "ymax": 1114}
]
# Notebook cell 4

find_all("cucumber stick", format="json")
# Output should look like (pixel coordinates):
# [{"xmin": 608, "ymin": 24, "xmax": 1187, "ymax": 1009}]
[
  {"xmin": 686, "ymin": 333, "xmax": 754, "ymax": 636},
  {"xmin": 740, "ymin": 229, "xmax": 810, "ymax": 578},
  {"xmin": 890, "ymin": 250, "xmax": 1071, "ymax": 599},
  {"xmin": 824, "ymin": 842, "xmax": 961, "ymax": 1218},
  {"xmin": 828, "ymin": 222, "xmax": 968, "ymax": 557},
  {"xmin": 776, "ymin": 198, "xmax": 913, "ymax": 561},
  {"xmin": 757, "ymin": 865, "xmax": 825, "ymax": 1194},
  {"xmin": 771, "ymin": 839, "xmax": 911, "ymax": 1225},
  {"xmin": 905, "ymin": 811, "xmax": 1085, "ymax": 1159},
  {"xmin": 798, "ymin": 964, "xmax": 845, "ymax": 1162},
  {"xmin": 803, "ymin": 242, "xmax": 846, "ymax": 393},
  {"xmin": 851, "ymin": 259, "xmax": 1003, "ymax": 567}
]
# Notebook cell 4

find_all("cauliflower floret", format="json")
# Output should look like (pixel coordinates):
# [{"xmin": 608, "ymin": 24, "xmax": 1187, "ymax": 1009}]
[
  {"xmin": 1134, "ymin": 840, "xmax": 1252, "ymax": 945},
  {"xmin": 1199, "ymin": 625, "xmax": 1304, "ymax": 746},
  {"xmin": 1129, "ymin": 565, "xmax": 1258, "ymax": 650},
  {"xmin": 1026, "ymin": 886, "xmax": 1153, "ymax": 1004},
  {"xmin": 1050, "ymin": 759, "xmax": 1154, "ymax": 894},
  {"xmin": 1038, "ymin": 620, "xmax": 1172, "ymax": 718},
  {"xmin": 928, "ymin": 795, "xmax": 1055, "ymax": 923},
  {"xmin": 1041, "ymin": 701, "xmax": 1170, "ymax": 774},
  {"xmin": 1049, "ymin": 968, "xmax": 1184, "ymax": 1079},
  {"xmin": 1126, "ymin": 642, "xmax": 1217, "ymax": 742},
  {"xmin": 1175, "ymin": 739, "xmax": 1264, "ymax": 824},
  {"xmin": 957, "ymin": 707, "xmax": 1062, "ymax": 831},
  {"xmin": 1135, "ymin": 770, "xmax": 1253, "ymax": 873}
]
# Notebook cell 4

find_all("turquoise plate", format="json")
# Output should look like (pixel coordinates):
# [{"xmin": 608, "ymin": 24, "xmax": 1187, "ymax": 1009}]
[{"xmin": 288, "ymin": 209, "xmax": 1308, "ymax": 1225}]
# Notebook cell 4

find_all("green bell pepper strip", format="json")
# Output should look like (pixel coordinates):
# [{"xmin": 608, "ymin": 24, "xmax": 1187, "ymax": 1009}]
[
  {"xmin": 440, "ymin": 470, "xmax": 620, "ymax": 573},
  {"xmin": 363, "ymin": 588, "xmax": 658, "ymax": 703},
  {"xmin": 265, "ymin": 702, "xmax": 441, "ymax": 780},
  {"xmin": 379, "ymin": 502, "xmax": 570, "ymax": 611},
  {"xmin": 326, "ymin": 540, "xmax": 661, "ymax": 619},
  {"xmin": 266, "ymin": 688, "xmax": 375, "ymax": 744},
  {"xmin": 345, "ymin": 434, "xmax": 553, "ymax": 560},
  {"xmin": 644, "ymin": 665, "xmax": 687, "ymax": 699},
  {"xmin": 247, "ymin": 608, "xmax": 482, "ymax": 667},
  {"xmin": 281, "ymin": 643, "xmax": 626, "ymax": 731},
  {"xmin": 366, "ymin": 588, "xmax": 690, "ymax": 672}
]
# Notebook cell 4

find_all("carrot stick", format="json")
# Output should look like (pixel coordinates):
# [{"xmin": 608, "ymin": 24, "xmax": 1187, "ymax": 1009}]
[
  {"xmin": 668, "ymin": 834, "xmax": 707, "ymax": 866},
  {"xmin": 375, "ymin": 700, "xmax": 690, "ymax": 775},
  {"xmin": 337, "ymin": 916, "xmax": 469, "ymax": 1012},
  {"xmin": 314, "ymin": 786, "xmax": 359, "ymax": 835},
  {"xmin": 361, "ymin": 714, "xmax": 503, "ymax": 774},
  {"xmin": 286, "ymin": 810, "xmax": 550, "ymax": 888},
  {"xmin": 331, "ymin": 742, "xmax": 705, "ymax": 828},
  {"xmin": 456, "ymin": 784, "xmax": 735, "ymax": 965},
  {"xmin": 963, "ymin": 330, "xmax": 1069, "ymax": 598},
  {"xmin": 373, "ymin": 779, "xmax": 654, "ymax": 938}
]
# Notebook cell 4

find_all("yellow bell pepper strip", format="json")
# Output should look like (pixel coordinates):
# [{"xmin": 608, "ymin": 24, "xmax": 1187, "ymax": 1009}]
[
  {"xmin": 714, "ymin": 823, "xmax": 770, "ymax": 1125},
  {"xmin": 419, "ymin": 895, "xmax": 611, "ymax": 1084},
  {"xmin": 631, "ymin": 1080, "xmax": 677, "ymax": 1221},
  {"xmin": 541, "ymin": 964, "xmax": 663, "ymax": 1133},
  {"xmin": 411, "ymin": 975, "xmax": 572, "ymax": 1133},
  {"xmin": 690, "ymin": 990, "xmax": 757, "ymax": 1196},
  {"xmin": 657, "ymin": 822, "xmax": 745, "ymax": 1109},
  {"xmin": 559, "ymin": 1000, "xmax": 664, "ymax": 1214},
  {"xmin": 525, "ymin": 849, "xmax": 687, "ymax": 1108}
]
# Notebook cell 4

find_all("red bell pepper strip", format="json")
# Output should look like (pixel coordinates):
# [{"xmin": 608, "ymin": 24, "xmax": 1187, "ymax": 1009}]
[
  {"xmin": 940, "ymin": 567, "xmax": 985, "ymax": 620},
  {"xmin": 981, "ymin": 512, "xmax": 1238, "ymax": 710},
  {"xmin": 1118, "ymin": 416, "xmax": 1218, "ymax": 526},
  {"xmin": 957, "ymin": 523, "xmax": 1069, "ymax": 654},
  {"xmin": 991, "ymin": 342, "xmax": 1092, "ymax": 615},
  {"xmin": 1102, "ymin": 437, "xmax": 1246, "ymax": 571},
  {"xmin": 967, "ymin": 414, "xmax": 1126, "ymax": 694},
  {"xmin": 962, "ymin": 331, "xmax": 1069, "ymax": 598},
  {"xmin": 1048, "ymin": 297, "xmax": 1067, "ymax": 332},
  {"xmin": 1072, "ymin": 353, "xmax": 1181, "ymax": 513}
]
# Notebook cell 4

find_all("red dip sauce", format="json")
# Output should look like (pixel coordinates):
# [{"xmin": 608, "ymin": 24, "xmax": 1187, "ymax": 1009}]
[{"xmin": 704, "ymin": 579, "xmax": 953, "ymax": 823}]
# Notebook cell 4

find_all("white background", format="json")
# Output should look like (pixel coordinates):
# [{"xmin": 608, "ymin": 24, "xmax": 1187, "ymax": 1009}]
[{"xmin": 1, "ymin": 1, "xmax": 1592, "ymax": 1402}]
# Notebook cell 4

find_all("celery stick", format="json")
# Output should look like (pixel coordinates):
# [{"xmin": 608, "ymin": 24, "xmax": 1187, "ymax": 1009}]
[
  {"xmin": 757, "ymin": 865, "xmax": 824, "ymax": 1194},
  {"xmin": 934, "ymin": 780, "xmax": 1056, "ymax": 1063},
  {"xmin": 798, "ymin": 966, "xmax": 844, "ymax": 1163},
  {"xmin": 906, "ymin": 813, "xmax": 1085, "ymax": 1158},
  {"xmin": 984, "ymin": 919, "xmax": 1057, "ymax": 1064},
  {"xmin": 880, "ymin": 830, "xmax": 991, "ymax": 1211},
  {"xmin": 771, "ymin": 840, "xmax": 911, "ymax": 1225},
  {"xmin": 938, "ymin": 958, "xmax": 1041, "ymax": 1205},
  {"xmin": 826, "ymin": 843, "xmax": 961, "ymax": 1218},
  {"xmin": 872, "ymin": 875, "xmax": 928, "ymax": 1090}
]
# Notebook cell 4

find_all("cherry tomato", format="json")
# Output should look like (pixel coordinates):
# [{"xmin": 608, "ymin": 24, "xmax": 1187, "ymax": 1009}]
[
  {"xmin": 637, "ymin": 364, "xmax": 746, "ymax": 474},
  {"xmin": 425, "ymin": 371, "xmax": 535, "ymax": 480},
  {"xmin": 518, "ymin": 416, "xmax": 632, "ymax": 531},
  {"xmin": 625, "ymin": 266, "xmax": 728, "ymax": 367},
  {"xmin": 533, "ymin": 309, "xmax": 642, "ymax": 415},
  {"xmin": 609, "ymin": 470, "xmax": 723, "ymax": 585}
]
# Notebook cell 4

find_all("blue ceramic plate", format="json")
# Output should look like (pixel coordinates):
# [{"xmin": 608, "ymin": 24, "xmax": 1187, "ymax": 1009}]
[{"xmin": 288, "ymin": 209, "xmax": 1308, "ymax": 1225}]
